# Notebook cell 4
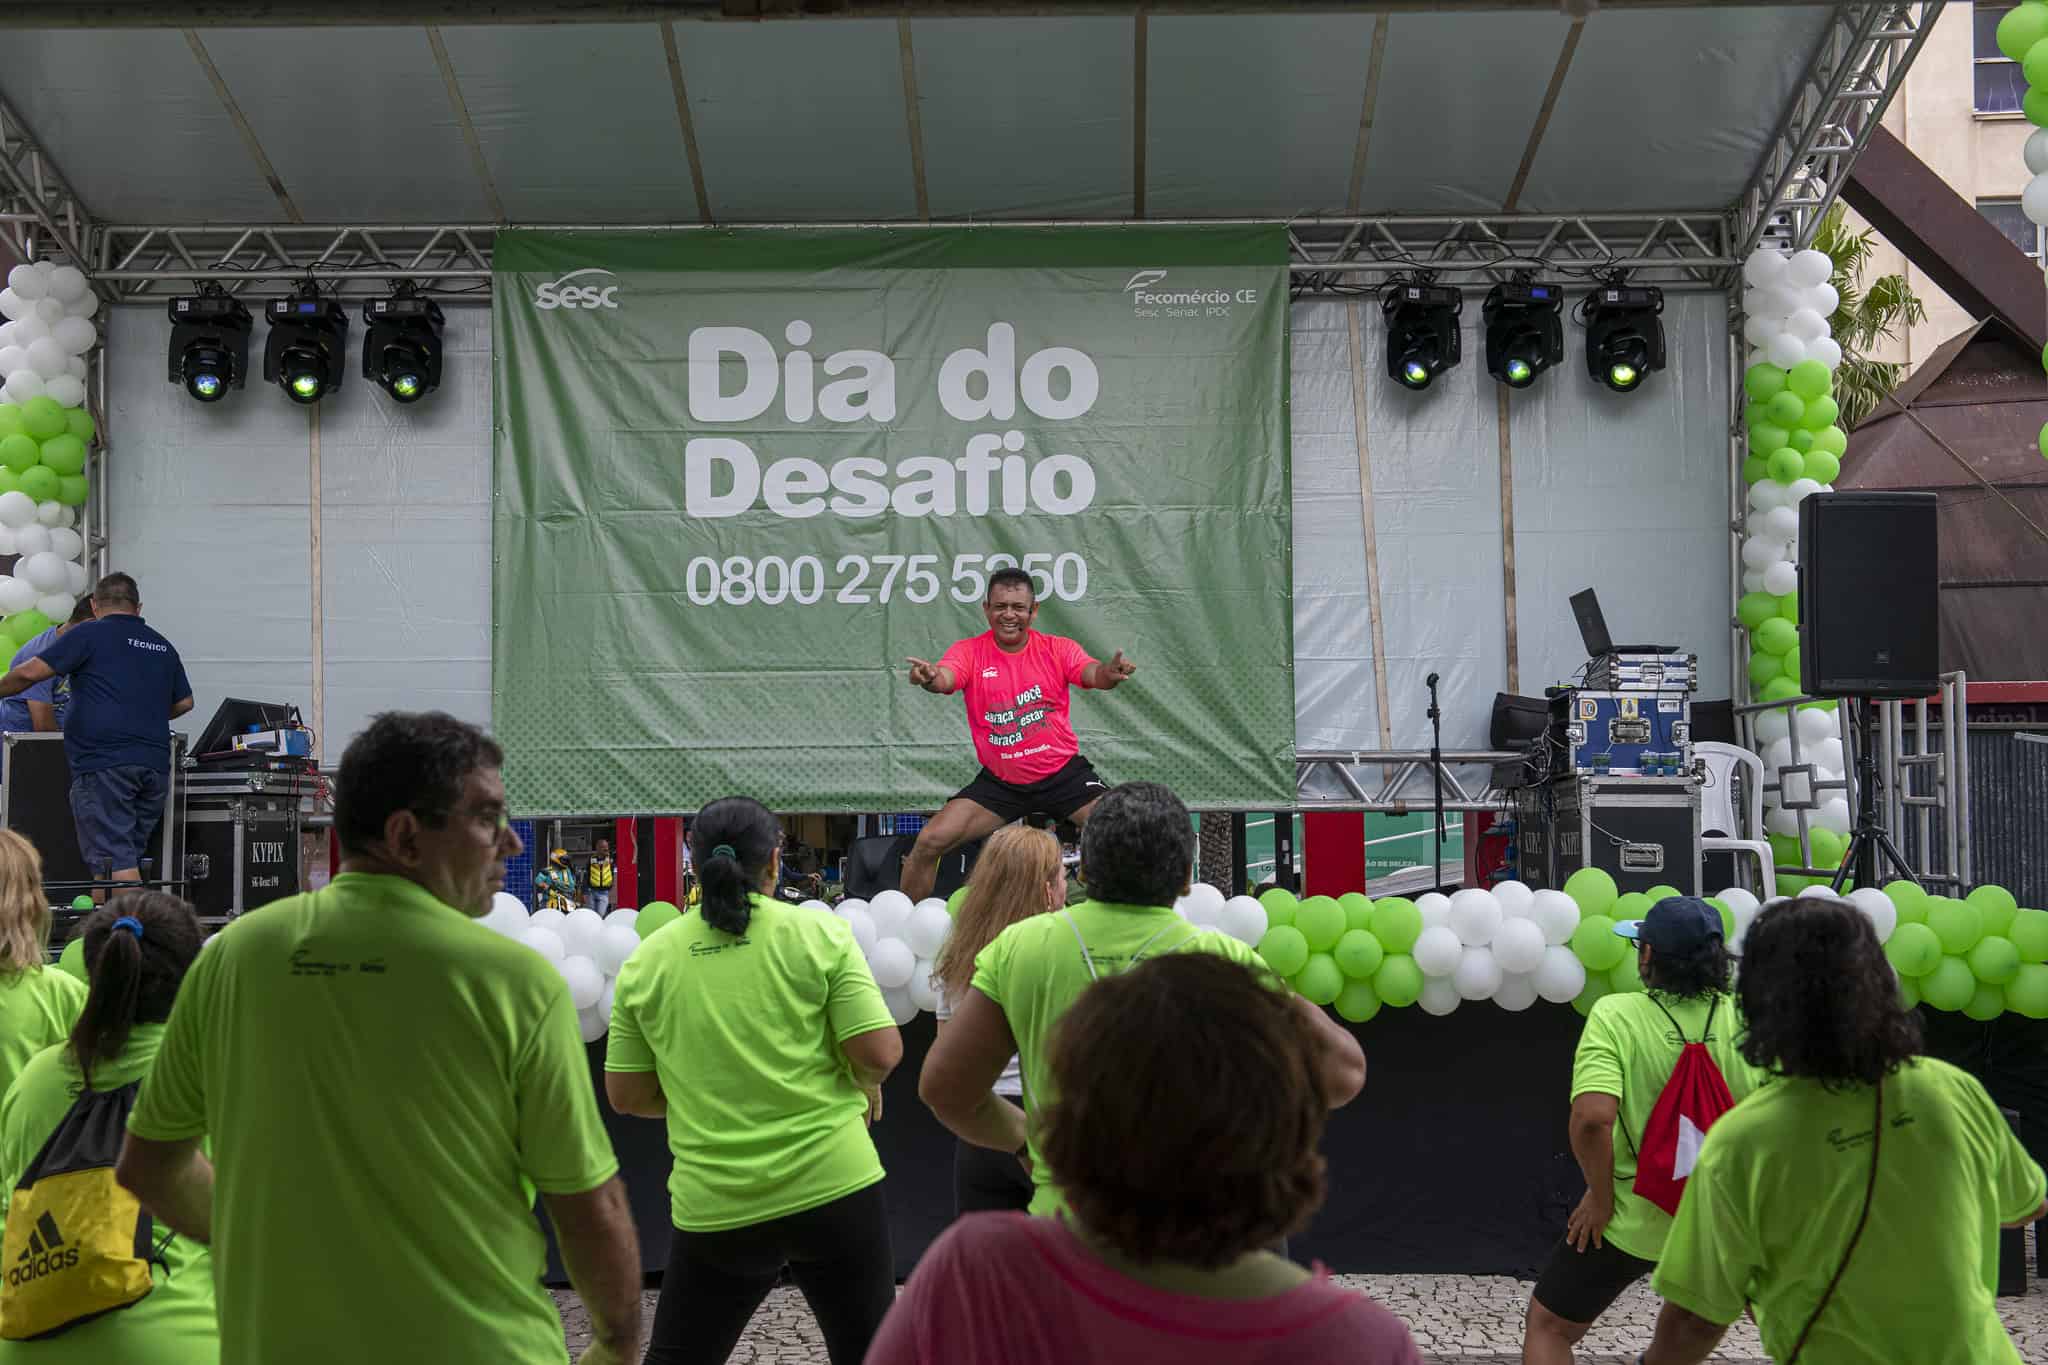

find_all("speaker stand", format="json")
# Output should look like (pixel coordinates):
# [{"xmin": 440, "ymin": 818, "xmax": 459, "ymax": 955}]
[{"xmin": 1829, "ymin": 698, "xmax": 1917, "ymax": 893}]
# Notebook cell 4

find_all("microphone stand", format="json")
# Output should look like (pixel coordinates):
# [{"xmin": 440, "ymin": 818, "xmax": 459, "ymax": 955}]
[{"xmin": 1427, "ymin": 672, "xmax": 1445, "ymax": 895}]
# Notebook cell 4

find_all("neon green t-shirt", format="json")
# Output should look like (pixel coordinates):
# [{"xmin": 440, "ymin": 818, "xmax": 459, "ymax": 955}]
[
  {"xmin": 1570, "ymin": 989, "xmax": 1768, "ymax": 1260},
  {"xmin": 128, "ymin": 872, "xmax": 620, "ymax": 1365},
  {"xmin": 0, "ymin": 967, "xmax": 86, "ymax": 1106},
  {"xmin": 605, "ymin": 893, "xmax": 895, "ymax": 1232},
  {"xmin": 0, "ymin": 1025, "xmax": 215, "ymax": 1365},
  {"xmin": 970, "ymin": 900, "xmax": 1264, "ymax": 1216},
  {"xmin": 1654, "ymin": 1057, "xmax": 2044, "ymax": 1364}
]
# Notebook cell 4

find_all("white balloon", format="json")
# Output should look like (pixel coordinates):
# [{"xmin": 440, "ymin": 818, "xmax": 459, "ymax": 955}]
[
  {"xmin": 1492, "ymin": 879, "xmax": 1534, "ymax": 917},
  {"xmin": 1795, "ymin": 707, "xmax": 1839, "ymax": 745},
  {"xmin": 1412, "ymin": 924, "xmax": 1463, "ymax": 977},
  {"xmin": 1763, "ymin": 560, "xmax": 1799, "ymax": 597},
  {"xmin": 1766, "ymin": 333, "xmax": 1808, "ymax": 369},
  {"xmin": 1529, "ymin": 889, "xmax": 1582, "ymax": 946},
  {"xmin": 24, "ymin": 337, "xmax": 64, "ymax": 379},
  {"xmin": 868, "ymin": 890, "xmax": 914, "ymax": 939},
  {"xmin": 63, "ymin": 561, "xmax": 86, "ymax": 596},
  {"xmin": 43, "ymin": 376, "xmax": 84, "ymax": 410},
  {"xmin": 1815, "ymin": 797, "xmax": 1852, "ymax": 834},
  {"xmin": 1740, "ymin": 569, "xmax": 1766, "ymax": 594},
  {"xmin": 845, "ymin": 907, "xmax": 878, "ymax": 955},
  {"xmin": 906, "ymin": 900, "xmax": 952, "ymax": 959},
  {"xmin": 882, "ymin": 986, "xmax": 919, "ymax": 1026},
  {"xmin": 1805, "ymin": 283, "xmax": 1840, "ymax": 318},
  {"xmin": 32, "ymin": 298, "xmax": 62, "ymax": 326},
  {"xmin": 1787, "ymin": 309, "xmax": 1829, "ymax": 342},
  {"xmin": 1217, "ymin": 896, "xmax": 1268, "ymax": 946},
  {"xmin": 64, "ymin": 294, "xmax": 95, "ymax": 320},
  {"xmin": 44, "ymin": 267, "xmax": 88, "ymax": 304},
  {"xmin": 1746, "ymin": 347, "xmax": 1766, "ymax": 371},
  {"xmin": 1752, "ymin": 285, "xmax": 1799, "ymax": 320},
  {"xmin": 0, "ymin": 577, "xmax": 34, "ymax": 615},
  {"xmin": 594, "ymin": 922, "xmax": 640, "ymax": 974},
  {"xmin": 1453, "ymin": 946, "xmax": 1503, "ymax": 1001},
  {"xmin": 1751, "ymin": 479, "xmax": 1791, "ymax": 511},
  {"xmin": 1418, "ymin": 975, "xmax": 1462, "ymax": 1016},
  {"xmin": 598, "ymin": 980, "xmax": 615, "ymax": 1021},
  {"xmin": 485, "ymin": 891, "xmax": 528, "ymax": 936},
  {"xmin": 528, "ymin": 906, "xmax": 567, "ymax": 935},
  {"xmin": 1415, "ymin": 891, "xmax": 1452, "ymax": 929},
  {"xmin": 834, "ymin": 897, "xmax": 868, "ymax": 921},
  {"xmin": 519, "ymin": 926, "xmax": 566, "ymax": 963},
  {"xmin": 1807, "ymin": 337, "xmax": 1843, "ymax": 371},
  {"xmin": 1741, "ymin": 314, "xmax": 1776, "ymax": 348},
  {"xmin": 3, "ymin": 266, "xmax": 43, "ymax": 301},
  {"xmin": 35, "ymin": 501, "xmax": 64, "ymax": 529},
  {"xmin": 1809, "ymin": 737, "xmax": 1844, "ymax": 773},
  {"xmin": 1763, "ymin": 506, "xmax": 1799, "ymax": 542},
  {"xmin": 0, "ymin": 347, "xmax": 25, "ymax": 379},
  {"xmin": 1534, "ymin": 945, "xmax": 1588, "ymax": 1003},
  {"xmin": 796, "ymin": 899, "xmax": 829, "ymax": 916},
  {"xmin": 1448, "ymin": 889, "xmax": 1503, "ymax": 946},
  {"xmin": 2, "ymin": 371, "xmax": 44, "ymax": 403},
  {"xmin": 0, "ymin": 290, "xmax": 26, "ymax": 322},
  {"xmin": 0, "ymin": 323, "xmax": 16, "ymax": 350},
  {"xmin": 1741, "ymin": 536, "xmax": 1781, "ymax": 570},
  {"xmin": 0, "ymin": 490, "xmax": 37, "ymax": 529},
  {"xmin": 20, "ymin": 551, "xmax": 66, "ymax": 593},
  {"xmin": 2028, "ymin": 126, "xmax": 2048, "ymax": 176},
  {"xmin": 557, "ymin": 907, "xmax": 604, "ymax": 959},
  {"xmin": 2025, "ymin": 173, "xmax": 2048, "ymax": 228},
  {"xmin": 63, "ymin": 357, "xmax": 84, "ymax": 382},
  {"xmin": 603, "ymin": 906, "xmax": 639, "ymax": 932},
  {"xmin": 1743, "ymin": 249, "xmax": 1789, "ymax": 287},
  {"xmin": 1787, "ymin": 249, "xmax": 1833, "ymax": 288},
  {"xmin": 1182, "ymin": 883, "xmax": 1226, "ymax": 920},
  {"xmin": 51, "ymin": 316, "xmax": 94, "ymax": 357},
  {"xmin": 1180, "ymin": 890, "xmax": 1220, "ymax": 927},
  {"xmin": 868, "ymin": 937, "xmax": 915, "ymax": 989},
  {"xmin": 1847, "ymin": 886, "xmax": 1898, "ymax": 944},
  {"xmin": 558, "ymin": 955, "xmax": 604, "ymax": 1010},
  {"xmin": 1763, "ymin": 738, "xmax": 1793, "ymax": 775},
  {"xmin": 1493, "ymin": 972, "xmax": 1540, "ymax": 1012},
  {"xmin": 9, "ymin": 316, "xmax": 47, "ymax": 346},
  {"xmin": 576, "ymin": 1003, "xmax": 609, "ymax": 1043},
  {"xmin": 12, "ymin": 523, "xmax": 48, "ymax": 557},
  {"xmin": 1764, "ymin": 806, "xmax": 1801, "ymax": 838},
  {"xmin": 1492, "ymin": 916, "xmax": 1547, "ymax": 974},
  {"xmin": 1716, "ymin": 886, "xmax": 1760, "ymax": 918},
  {"xmin": 907, "ymin": 960, "xmax": 940, "ymax": 1013},
  {"xmin": 1755, "ymin": 708, "xmax": 1791, "ymax": 744},
  {"xmin": 33, "ymin": 593, "xmax": 71, "ymax": 620},
  {"xmin": 1798, "ymin": 884, "xmax": 1839, "ymax": 901}
]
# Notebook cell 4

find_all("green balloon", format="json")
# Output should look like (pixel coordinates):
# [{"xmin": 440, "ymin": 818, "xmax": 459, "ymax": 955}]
[
  {"xmin": 36, "ymin": 432, "xmax": 85, "ymax": 477},
  {"xmin": 0, "ymin": 404, "xmax": 21, "ymax": 440},
  {"xmin": 1786, "ymin": 359, "xmax": 1832, "ymax": 399},
  {"xmin": 2008, "ymin": 963, "xmax": 2048, "ymax": 1019},
  {"xmin": 1969, "ymin": 935, "xmax": 2021, "ymax": 986},
  {"xmin": 635, "ymin": 901, "xmax": 681, "ymax": 939},
  {"xmin": 1783, "ymin": 644, "xmax": 1802, "ymax": 683},
  {"xmin": 1334, "ymin": 928, "xmax": 1385, "ymax": 981},
  {"xmin": 1644, "ymin": 885, "xmax": 1683, "ymax": 904},
  {"xmin": 1968, "ymin": 885, "xmax": 2020, "ymax": 934},
  {"xmin": 1737, "ymin": 592, "xmax": 1780, "ymax": 631},
  {"xmin": 1743, "ymin": 401, "xmax": 1772, "ymax": 431},
  {"xmin": 1786, "ymin": 428, "xmax": 1815, "ymax": 454},
  {"xmin": 946, "ymin": 885, "xmax": 970, "ymax": 918},
  {"xmin": 69, "ymin": 895, "xmax": 93, "ymax": 911},
  {"xmin": 1965, "ymin": 982, "xmax": 2006, "ymax": 1022},
  {"xmin": 1258, "ymin": 924, "xmax": 1310, "ymax": 978},
  {"xmin": 1779, "ymin": 874, "xmax": 1812, "ymax": 895},
  {"xmin": 1799, "ymin": 395, "xmax": 1840, "ymax": 432},
  {"xmin": 2010, "ymin": 908, "xmax": 2048, "ymax": 963},
  {"xmin": 17, "ymin": 464, "xmax": 58, "ymax": 502},
  {"xmin": 5, "ymin": 609, "xmax": 51, "ymax": 639},
  {"xmin": 1563, "ymin": 866, "xmax": 1618, "ymax": 917},
  {"xmin": 1759, "ymin": 675, "xmax": 1801, "ymax": 704},
  {"xmin": 1766, "ymin": 448, "xmax": 1803, "ymax": 483},
  {"xmin": 2025, "ymin": 85, "xmax": 2048, "ymax": 127},
  {"xmin": 64, "ymin": 409, "xmax": 93, "ymax": 444},
  {"xmin": 1808, "ymin": 829, "xmax": 1846, "ymax": 870},
  {"xmin": 1572, "ymin": 915, "xmax": 1626, "ymax": 972},
  {"xmin": 2027, "ymin": 35, "xmax": 2048, "ymax": 87},
  {"xmin": 1742, "ymin": 456, "xmax": 1769, "ymax": 486},
  {"xmin": 1334, "ymin": 979, "xmax": 1381, "ymax": 1023},
  {"xmin": 1748, "ymin": 422, "xmax": 1790, "ymax": 454},
  {"xmin": 1803, "ymin": 450, "xmax": 1841, "ymax": 485},
  {"xmin": 1293, "ymin": 953, "xmax": 1344, "ymax": 1006},
  {"xmin": 1367, "ymin": 897, "xmax": 1422, "ymax": 954},
  {"xmin": 1875, "ymin": 925, "xmax": 1941, "ymax": 978},
  {"xmin": 1886, "ymin": 880, "xmax": 1929, "ymax": 924},
  {"xmin": 0, "ymin": 468, "xmax": 17, "ymax": 496},
  {"xmin": 1928, "ymin": 898, "xmax": 1983, "ymax": 955},
  {"xmin": 1339, "ymin": 892, "xmax": 1374, "ymax": 933},
  {"xmin": 1743, "ymin": 363, "xmax": 1788, "ymax": 401},
  {"xmin": 1746, "ymin": 650, "xmax": 1784, "ymax": 689},
  {"xmin": 1372, "ymin": 953, "xmax": 1423, "ymax": 1007},
  {"xmin": 56, "ymin": 937, "xmax": 86, "ymax": 984},
  {"xmin": 1295, "ymin": 896, "xmax": 1346, "ymax": 952},
  {"xmin": 1707, "ymin": 896, "xmax": 1735, "ymax": 940},
  {"xmin": 1921, "ymin": 955, "xmax": 1976, "ymax": 1012},
  {"xmin": 2000, "ymin": 3, "xmax": 2048, "ymax": 61},
  {"xmin": 19, "ymin": 397, "xmax": 63, "ymax": 441},
  {"xmin": 1899, "ymin": 974, "xmax": 1921, "ymax": 1011},
  {"xmin": 1612, "ymin": 892, "xmax": 1652, "ymax": 923},
  {"xmin": 1811, "ymin": 424, "xmax": 1848, "ymax": 457},
  {"xmin": 1778, "ymin": 593, "xmax": 1800, "ymax": 622},
  {"xmin": 1755, "ymin": 616, "xmax": 1799, "ymax": 656},
  {"xmin": 0, "ymin": 433, "xmax": 37, "ymax": 473},
  {"xmin": 1573, "ymin": 977, "xmax": 1612, "ymax": 1016},
  {"xmin": 56, "ymin": 475, "xmax": 87, "ymax": 507},
  {"xmin": 1767, "ymin": 390, "xmax": 1807, "ymax": 426},
  {"xmin": 1260, "ymin": 888, "xmax": 1299, "ymax": 927},
  {"xmin": 1608, "ymin": 953, "xmax": 1643, "ymax": 995}
]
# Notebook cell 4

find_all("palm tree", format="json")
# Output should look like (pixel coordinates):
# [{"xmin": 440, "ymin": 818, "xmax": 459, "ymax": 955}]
[{"xmin": 1811, "ymin": 205, "xmax": 1928, "ymax": 430}]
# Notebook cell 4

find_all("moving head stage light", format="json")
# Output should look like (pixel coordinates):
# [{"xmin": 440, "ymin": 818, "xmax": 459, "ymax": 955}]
[
  {"xmin": 363, "ymin": 288, "xmax": 445, "ymax": 404},
  {"xmin": 1382, "ymin": 282, "xmax": 1463, "ymax": 391},
  {"xmin": 167, "ymin": 290, "xmax": 252, "ymax": 403},
  {"xmin": 1482, "ymin": 282, "xmax": 1564, "ymax": 389},
  {"xmin": 263, "ymin": 289, "xmax": 349, "ymax": 405},
  {"xmin": 1582, "ymin": 283, "xmax": 1666, "ymax": 393}
]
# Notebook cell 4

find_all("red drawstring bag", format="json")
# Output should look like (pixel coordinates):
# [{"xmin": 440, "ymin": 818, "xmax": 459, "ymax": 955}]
[{"xmin": 1632, "ymin": 996, "xmax": 1737, "ymax": 1216}]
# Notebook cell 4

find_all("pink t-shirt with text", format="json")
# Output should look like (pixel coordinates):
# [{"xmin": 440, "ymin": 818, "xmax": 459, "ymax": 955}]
[
  {"xmin": 937, "ymin": 630, "xmax": 1095, "ymax": 785},
  {"xmin": 867, "ymin": 1213, "xmax": 1422, "ymax": 1365}
]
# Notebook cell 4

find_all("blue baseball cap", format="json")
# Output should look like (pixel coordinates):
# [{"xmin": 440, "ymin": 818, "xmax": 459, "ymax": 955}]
[{"xmin": 1613, "ymin": 895, "xmax": 1723, "ymax": 955}]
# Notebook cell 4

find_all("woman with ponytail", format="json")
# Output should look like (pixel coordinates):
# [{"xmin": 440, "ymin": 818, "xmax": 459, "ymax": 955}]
[
  {"xmin": 0, "ymin": 892, "xmax": 212, "ymax": 1363},
  {"xmin": 606, "ymin": 796, "xmax": 903, "ymax": 1365},
  {"xmin": 0, "ymin": 831, "xmax": 85, "ymax": 1103}
]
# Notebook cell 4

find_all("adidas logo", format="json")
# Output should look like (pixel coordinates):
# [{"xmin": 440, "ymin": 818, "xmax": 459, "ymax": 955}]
[{"xmin": 7, "ymin": 1213, "xmax": 78, "ymax": 1285}]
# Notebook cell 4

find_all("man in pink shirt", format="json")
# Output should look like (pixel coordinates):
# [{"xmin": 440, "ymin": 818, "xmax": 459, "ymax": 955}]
[{"xmin": 899, "ymin": 568, "xmax": 1136, "ymax": 904}]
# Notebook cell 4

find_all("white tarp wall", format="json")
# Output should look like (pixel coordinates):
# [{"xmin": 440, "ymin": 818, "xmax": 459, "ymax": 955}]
[{"xmin": 107, "ymin": 297, "xmax": 1728, "ymax": 779}]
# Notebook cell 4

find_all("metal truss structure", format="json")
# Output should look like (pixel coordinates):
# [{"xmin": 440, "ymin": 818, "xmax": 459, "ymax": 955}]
[
  {"xmin": 1733, "ymin": 1, "xmax": 1944, "ymax": 259},
  {"xmin": 0, "ymin": 93, "xmax": 94, "ymax": 271},
  {"xmin": 1295, "ymin": 749, "xmax": 1517, "ymax": 813}
]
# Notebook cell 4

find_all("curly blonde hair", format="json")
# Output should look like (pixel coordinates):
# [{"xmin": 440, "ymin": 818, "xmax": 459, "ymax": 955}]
[
  {"xmin": 0, "ymin": 831, "xmax": 51, "ymax": 977},
  {"xmin": 931, "ymin": 825, "xmax": 1062, "ymax": 1003}
]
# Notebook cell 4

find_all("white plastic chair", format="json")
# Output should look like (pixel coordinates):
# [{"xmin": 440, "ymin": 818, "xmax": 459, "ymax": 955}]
[{"xmin": 1695, "ymin": 741, "xmax": 1778, "ymax": 902}]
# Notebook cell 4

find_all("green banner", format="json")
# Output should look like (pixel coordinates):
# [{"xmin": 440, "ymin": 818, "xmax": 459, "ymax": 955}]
[{"xmin": 492, "ymin": 227, "xmax": 1293, "ymax": 815}]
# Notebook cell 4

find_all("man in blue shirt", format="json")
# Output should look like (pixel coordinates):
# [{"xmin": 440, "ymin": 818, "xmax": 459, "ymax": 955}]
[
  {"xmin": 0, "ymin": 572, "xmax": 192, "ymax": 898},
  {"xmin": 0, "ymin": 597, "xmax": 95, "ymax": 733}
]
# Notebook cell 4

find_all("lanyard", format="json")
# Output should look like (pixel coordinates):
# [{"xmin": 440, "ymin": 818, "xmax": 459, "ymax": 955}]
[{"xmin": 1061, "ymin": 910, "xmax": 1184, "ymax": 982}]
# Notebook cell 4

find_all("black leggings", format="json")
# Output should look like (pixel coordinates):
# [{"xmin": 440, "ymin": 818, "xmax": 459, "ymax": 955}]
[
  {"xmin": 953, "ymin": 1136, "xmax": 1035, "ymax": 1216},
  {"xmin": 643, "ymin": 1181, "xmax": 895, "ymax": 1365}
]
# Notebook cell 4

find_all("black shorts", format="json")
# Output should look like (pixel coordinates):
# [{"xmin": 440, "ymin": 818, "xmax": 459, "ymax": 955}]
[
  {"xmin": 953, "ymin": 754, "xmax": 1108, "ymax": 824},
  {"xmin": 1530, "ymin": 1234, "xmax": 1658, "ymax": 1324}
]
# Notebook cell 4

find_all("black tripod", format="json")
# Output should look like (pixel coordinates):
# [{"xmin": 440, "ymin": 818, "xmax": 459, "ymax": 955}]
[
  {"xmin": 1427, "ymin": 672, "xmax": 1446, "ymax": 895},
  {"xmin": 1829, "ymin": 697, "xmax": 1917, "ymax": 893}
]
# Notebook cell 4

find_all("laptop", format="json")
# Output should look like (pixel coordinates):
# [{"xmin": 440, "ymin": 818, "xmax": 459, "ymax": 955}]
[
  {"xmin": 189, "ymin": 698, "xmax": 301, "ymax": 765},
  {"xmin": 1570, "ymin": 589, "xmax": 1675, "ymax": 657}
]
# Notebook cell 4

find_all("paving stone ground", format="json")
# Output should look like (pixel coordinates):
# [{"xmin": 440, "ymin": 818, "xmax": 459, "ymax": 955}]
[{"xmin": 555, "ymin": 1255, "xmax": 2048, "ymax": 1362}]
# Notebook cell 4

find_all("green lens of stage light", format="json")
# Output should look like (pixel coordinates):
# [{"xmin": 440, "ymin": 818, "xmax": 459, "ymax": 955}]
[
  {"xmin": 191, "ymin": 373, "xmax": 222, "ymax": 399},
  {"xmin": 1505, "ymin": 358, "xmax": 1533, "ymax": 385},
  {"xmin": 1608, "ymin": 363, "xmax": 1640, "ymax": 389},
  {"xmin": 289, "ymin": 373, "xmax": 323, "ymax": 401},
  {"xmin": 391, "ymin": 373, "xmax": 422, "ymax": 400},
  {"xmin": 1401, "ymin": 359, "xmax": 1430, "ymax": 388}
]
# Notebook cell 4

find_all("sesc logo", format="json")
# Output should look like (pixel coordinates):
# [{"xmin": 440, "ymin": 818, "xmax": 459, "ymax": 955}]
[
  {"xmin": 1122, "ymin": 269, "xmax": 1168, "ymax": 293},
  {"xmin": 534, "ymin": 268, "xmax": 621, "ymax": 312}
]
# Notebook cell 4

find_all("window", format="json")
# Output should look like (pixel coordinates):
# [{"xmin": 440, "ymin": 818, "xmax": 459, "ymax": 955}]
[
  {"xmin": 1979, "ymin": 4, "xmax": 2029, "ymax": 114},
  {"xmin": 1979, "ymin": 198, "xmax": 2043, "ymax": 259}
]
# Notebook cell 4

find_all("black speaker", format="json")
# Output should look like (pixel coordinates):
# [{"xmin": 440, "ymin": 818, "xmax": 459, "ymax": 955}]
[
  {"xmin": 1798, "ymin": 492, "xmax": 1939, "ymax": 699},
  {"xmin": 843, "ymin": 835, "xmax": 980, "ymax": 900}
]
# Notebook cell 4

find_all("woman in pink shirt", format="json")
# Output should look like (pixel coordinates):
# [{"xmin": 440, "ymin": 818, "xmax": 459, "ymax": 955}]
[{"xmin": 867, "ymin": 954, "xmax": 1422, "ymax": 1365}]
